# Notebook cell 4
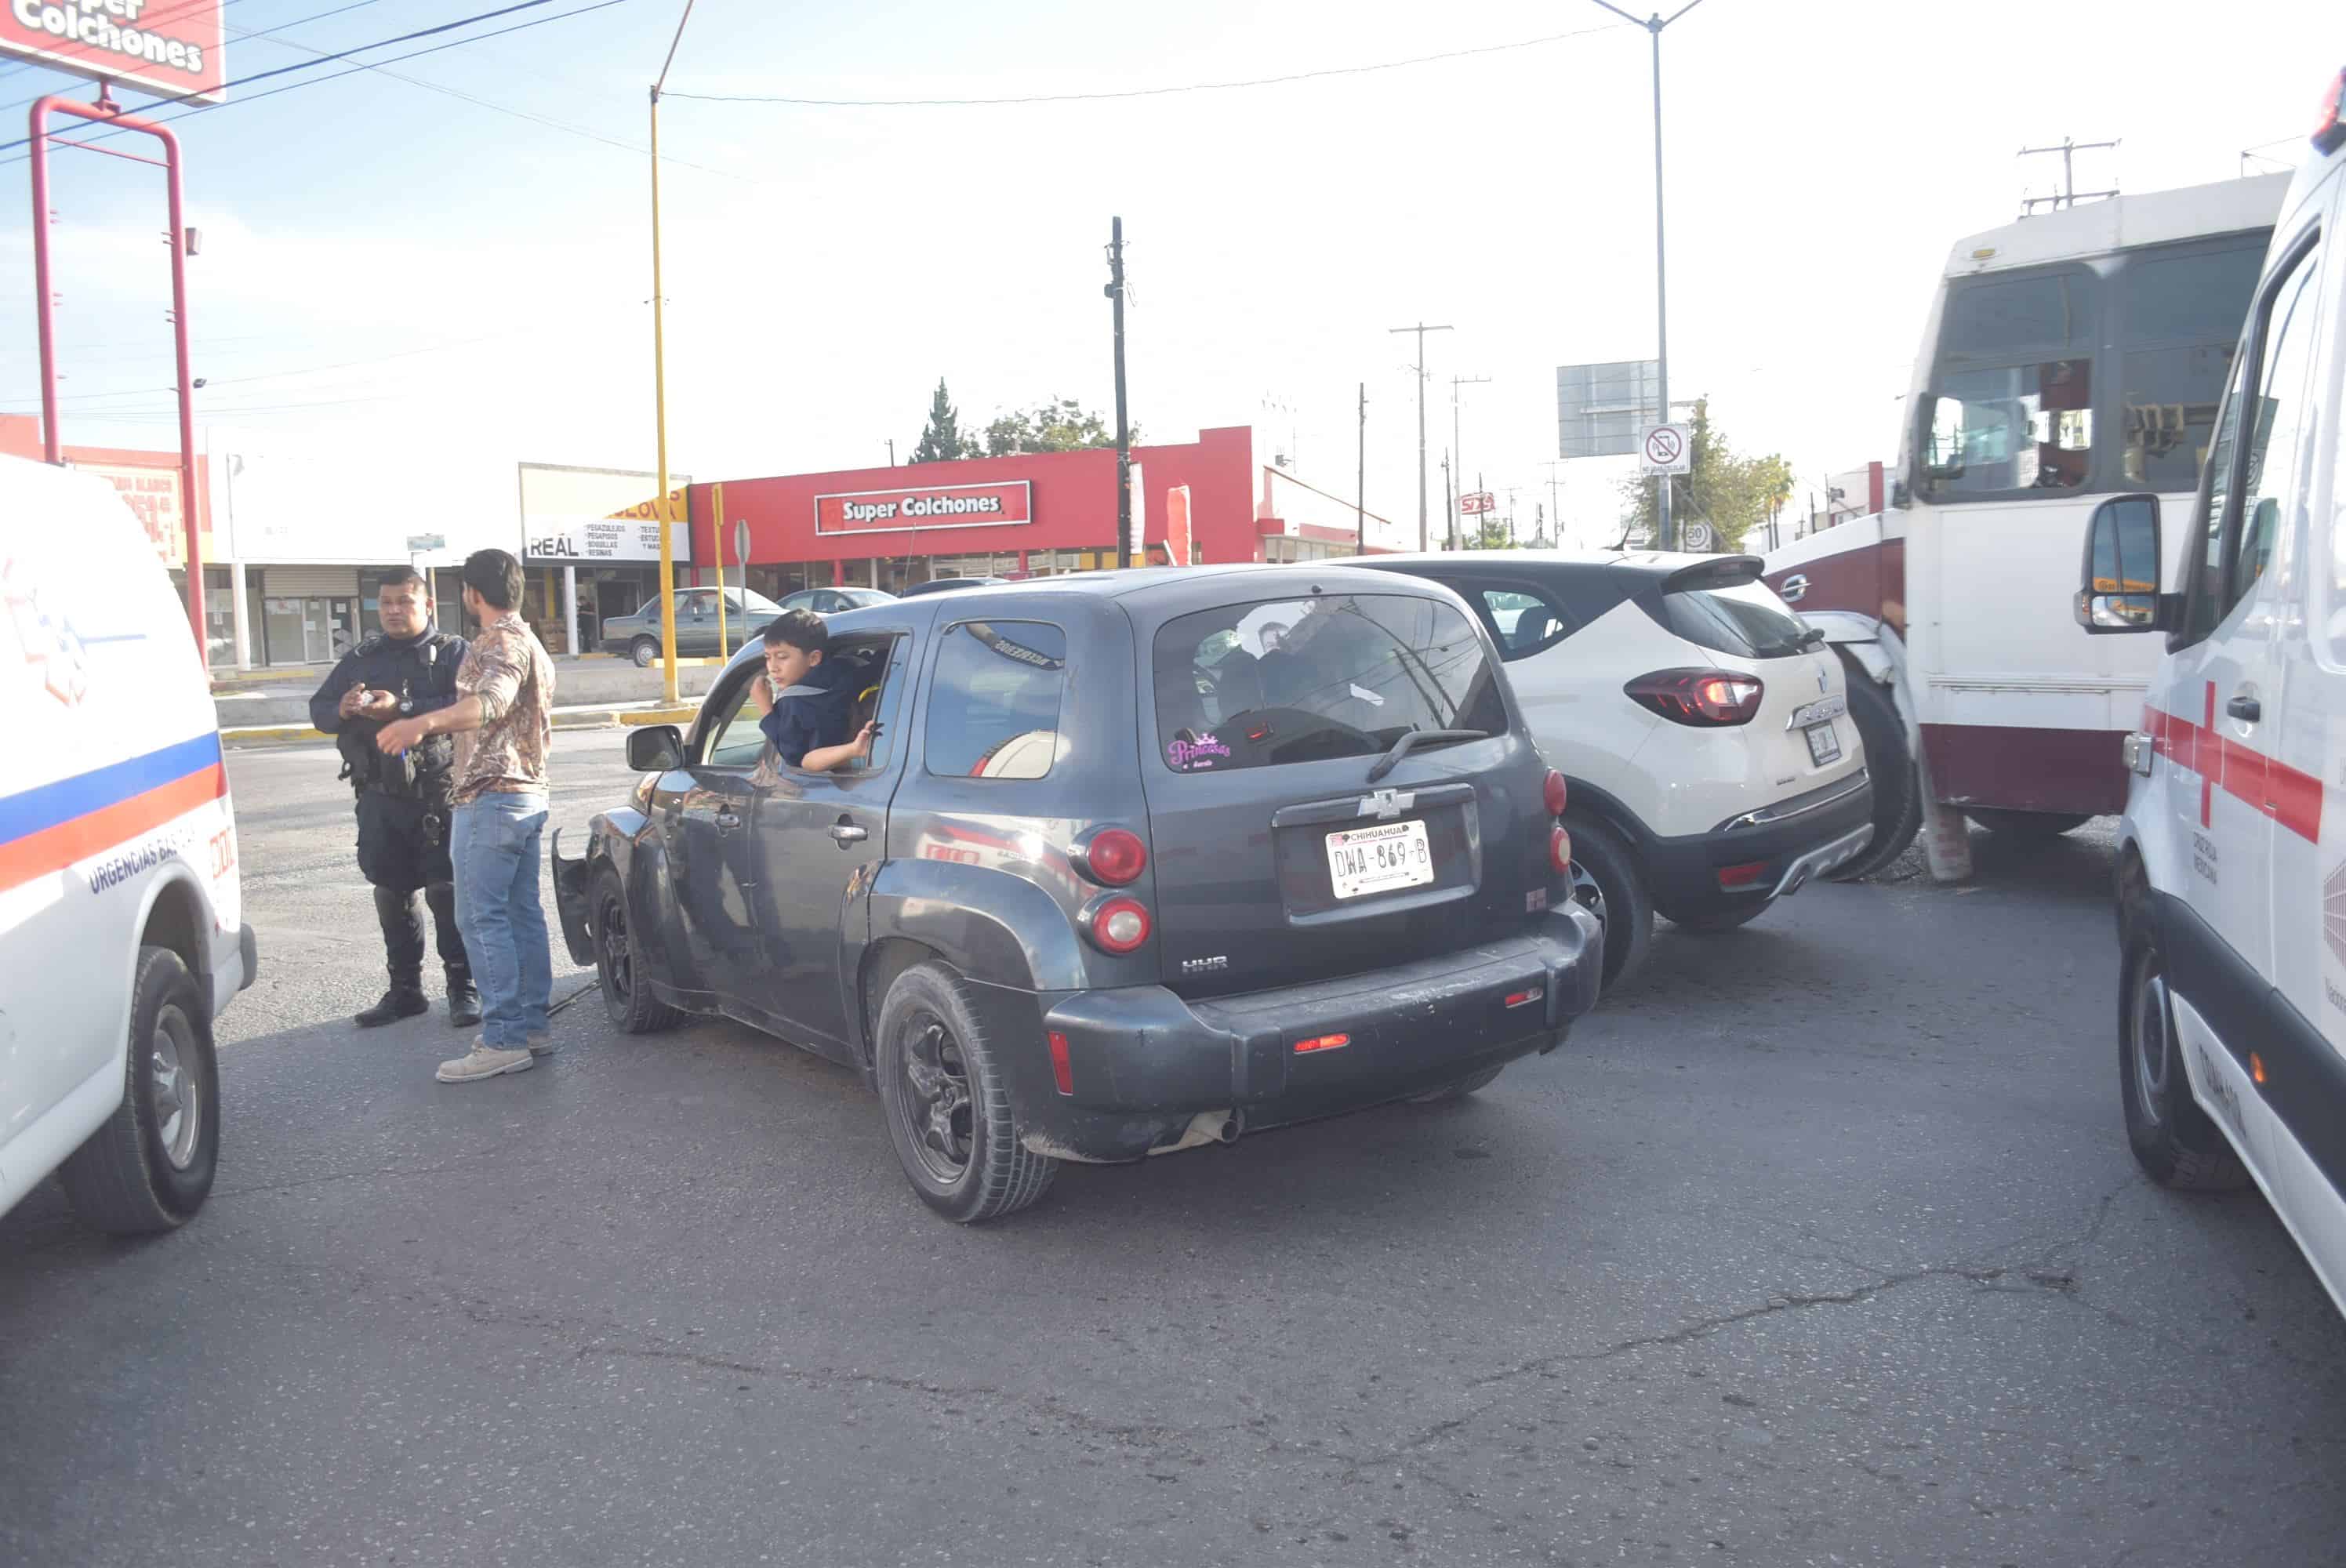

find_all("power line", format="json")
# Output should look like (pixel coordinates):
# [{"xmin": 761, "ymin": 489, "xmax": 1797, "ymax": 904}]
[
  {"xmin": 216, "ymin": 1, "xmax": 744, "ymax": 179},
  {"xmin": 662, "ymin": 21, "xmax": 1628, "ymax": 108},
  {"xmin": 0, "ymin": 0, "xmax": 601, "ymax": 154},
  {"xmin": 0, "ymin": 0, "xmax": 631, "ymax": 165}
]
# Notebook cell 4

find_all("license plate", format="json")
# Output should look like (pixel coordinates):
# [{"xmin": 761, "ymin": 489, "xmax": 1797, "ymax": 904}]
[
  {"xmin": 1805, "ymin": 722, "xmax": 1842, "ymax": 767},
  {"xmin": 1325, "ymin": 819, "xmax": 1434, "ymax": 900}
]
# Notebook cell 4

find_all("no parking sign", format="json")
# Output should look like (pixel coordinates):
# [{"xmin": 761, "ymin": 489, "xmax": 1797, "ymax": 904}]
[{"xmin": 1639, "ymin": 424, "xmax": 1691, "ymax": 476}]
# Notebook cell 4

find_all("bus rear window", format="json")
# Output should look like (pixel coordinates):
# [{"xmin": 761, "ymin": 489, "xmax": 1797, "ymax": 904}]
[{"xmin": 1152, "ymin": 594, "xmax": 1504, "ymax": 773}]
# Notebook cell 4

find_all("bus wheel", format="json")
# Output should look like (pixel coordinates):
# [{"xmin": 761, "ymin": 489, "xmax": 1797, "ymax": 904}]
[{"xmin": 1828, "ymin": 672, "xmax": 1921, "ymax": 882}]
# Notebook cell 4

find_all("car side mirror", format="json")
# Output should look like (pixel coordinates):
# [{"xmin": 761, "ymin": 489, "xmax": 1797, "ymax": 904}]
[
  {"xmin": 626, "ymin": 724, "xmax": 684, "ymax": 771},
  {"xmin": 2075, "ymin": 493, "xmax": 2170, "ymax": 634}
]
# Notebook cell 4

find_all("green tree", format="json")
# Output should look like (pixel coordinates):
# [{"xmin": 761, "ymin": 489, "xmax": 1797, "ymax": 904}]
[
  {"xmin": 982, "ymin": 397, "xmax": 1138, "ymax": 457},
  {"xmin": 1462, "ymin": 515, "xmax": 1517, "ymax": 550},
  {"xmin": 1615, "ymin": 397, "xmax": 1792, "ymax": 553},
  {"xmin": 910, "ymin": 378, "xmax": 977, "ymax": 463}
]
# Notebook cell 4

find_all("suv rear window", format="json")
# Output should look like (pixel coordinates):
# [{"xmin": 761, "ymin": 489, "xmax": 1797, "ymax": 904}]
[
  {"xmin": 1153, "ymin": 593, "xmax": 1505, "ymax": 773},
  {"xmin": 1659, "ymin": 581, "xmax": 1815, "ymax": 659},
  {"xmin": 924, "ymin": 620, "xmax": 1069, "ymax": 779}
]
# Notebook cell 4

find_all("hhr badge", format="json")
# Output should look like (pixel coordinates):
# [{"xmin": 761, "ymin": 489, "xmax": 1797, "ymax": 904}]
[{"xmin": 1182, "ymin": 955, "xmax": 1229, "ymax": 975}]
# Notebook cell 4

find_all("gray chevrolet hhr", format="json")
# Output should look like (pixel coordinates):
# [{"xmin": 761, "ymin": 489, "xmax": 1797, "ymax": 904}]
[{"xmin": 554, "ymin": 565, "xmax": 1602, "ymax": 1221}]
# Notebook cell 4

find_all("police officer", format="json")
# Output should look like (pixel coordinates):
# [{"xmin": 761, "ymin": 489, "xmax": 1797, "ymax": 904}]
[{"xmin": 309, "ymin": 567, "xmax": 480, "ymax": 1029}]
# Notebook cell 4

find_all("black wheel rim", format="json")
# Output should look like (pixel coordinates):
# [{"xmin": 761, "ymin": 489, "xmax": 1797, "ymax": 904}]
[
  {"xmin": 2131, "ymin": 964, "xmax": 2170, "ymax": 1129},
  {"xmin": 598, "ymin": 891, "xmax": 634, "ymax": 1001},
  {"xmin": 895, "ymin": 1011, "xmax": 974, "ymax": 1185}
]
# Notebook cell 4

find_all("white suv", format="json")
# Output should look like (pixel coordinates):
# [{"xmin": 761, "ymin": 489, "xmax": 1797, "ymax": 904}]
[
  {"xmin": 2087, "ymin": 78, "xmax": 2346, "ymax": 1319},
  {"xmin": 1361, "ymin": 552, "xmax": 1872, "ymax": 988}
]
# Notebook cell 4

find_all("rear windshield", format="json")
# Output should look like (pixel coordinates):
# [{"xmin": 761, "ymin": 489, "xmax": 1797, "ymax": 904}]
[
  {"xmin": 1153, "ymin": 593, "xmax": 1505, "ymax": 774},
  {"xmin": 1660, "ymin": 580, "xmax": 1815, "ymax": 659}
]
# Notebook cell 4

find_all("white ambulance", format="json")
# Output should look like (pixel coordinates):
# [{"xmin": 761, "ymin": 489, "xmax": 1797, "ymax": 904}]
[
  {"xmin": 0, "ymin": 455, "xmax": 254, "ymax": 1233},
  {"xmin": 2087, "ymin": 71, "xmax": 2346, "ymax": 1318}
]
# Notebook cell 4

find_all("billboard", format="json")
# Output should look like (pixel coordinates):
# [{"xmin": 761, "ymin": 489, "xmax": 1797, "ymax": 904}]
[
  {"xmin": 518, "ymin": 463, "xmax": 691, "ymax": 565},
  {"xmin": 2, "ymin": 1, "xmax": 227, "ymax": 104},
  {"xmin": 1556, "ymin": 358, "xmax": 1661, "ymax": 459},
  {"xmin": 66, "ymin": 456, "xmax": 210, "ymax": 570},
  {"xmin": 813, "ymin": 479, "xmax": 1033, "ymax": 537}
]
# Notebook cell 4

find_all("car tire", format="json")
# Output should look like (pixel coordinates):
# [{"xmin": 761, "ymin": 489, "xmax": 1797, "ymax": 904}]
[
  {"xmin": 56, "ymin": 946, "xmax": 220, "ymax": 1234},
  {"xmin": 1827, "ymin": 670, "xmax": 1922, "ymax": 882},
  {"xmin": 1669, "ymin": 901, "xmax": 1772, "ymax": 933},
  {"xmin": 630, "ymin": 637, "xmax": 659, "ymax": 669},
  {"xmin": 875, "ymin": 961, "xmax": 1058, "ymax": 1223},
  {"xmin": 1408, "ymin": 1064, "xmax": 1505, "ymax": 1102},
  {"xmin": 594, "ymin": 867, "xmax": 682, "ymax": 1034},
  {"xmin": 2120, "ymin": 936, "xmax": 2246, "ymax": 1191},
  {"xmin": 1562, "ymin": 812, "xmax": 1652, "ymax": 993},
  {"xmin": 1967, "ymin": 808, "xmax": 2094, "ymax": 840}
]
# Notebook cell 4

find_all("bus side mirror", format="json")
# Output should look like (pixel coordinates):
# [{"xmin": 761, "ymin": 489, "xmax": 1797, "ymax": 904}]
[{"xmin": 2075, "ymin": 494, "xmax": 2169, "ymax": 634}]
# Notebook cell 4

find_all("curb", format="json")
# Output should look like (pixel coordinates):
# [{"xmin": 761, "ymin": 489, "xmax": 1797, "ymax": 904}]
[{"xmin": 222, "ymin": 705, "xmax": 699, "ymax": 749}]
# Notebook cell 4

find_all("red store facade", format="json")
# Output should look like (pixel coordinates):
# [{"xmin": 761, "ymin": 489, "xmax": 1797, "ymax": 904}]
[{"xmin": 681, "ymin": 426, "xmax": 1387, "ymax": 599}]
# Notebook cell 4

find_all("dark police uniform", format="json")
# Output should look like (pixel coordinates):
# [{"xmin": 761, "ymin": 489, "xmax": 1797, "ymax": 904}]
[{"xmin": 309, "ymin": 623, "xmax": 478, "ymax": 1026}]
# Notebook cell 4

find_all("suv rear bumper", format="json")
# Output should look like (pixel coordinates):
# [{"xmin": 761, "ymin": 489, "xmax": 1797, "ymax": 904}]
[
  {"xmin": 975, "ymin": 909, "xmax": 1602, "ymax": 1164},
  {"xmin": 1638, "ymin": 770, "xmax": 1873, "ymax": 922}
]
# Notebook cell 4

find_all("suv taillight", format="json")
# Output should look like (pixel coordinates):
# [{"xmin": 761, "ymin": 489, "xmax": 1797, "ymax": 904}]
[
  {"xmin": 1543, "ymin": 769, "xmax": 1568, "ymax": 817},
  {"xmin": 1625, "ymin": 669, "xmax": 1763, "ymax": 726},
  {"xmin": 2319, "ymin": 68, "xmax": 2346, "ymax": 153},
  {"xmin": 1076, "ymin": 826, "xmax": 1148, "ymax": 887},
  {"xmin": 1081, "ymin": 894, "xmax": 1152, "ymax": 955},
  {"xmin": 1549, "ymin": 823, "xmax": 1573, "ymax": 874}
]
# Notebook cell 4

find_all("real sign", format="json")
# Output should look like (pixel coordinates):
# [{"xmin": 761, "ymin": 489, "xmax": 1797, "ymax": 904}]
[
  {"xmin": 1459, "ymin": 492, "xmax": 1496, "ymax": 516},
  {"xmin": 1640, "ymin": 424, "xmax": 1692, "ymax": 477},
  {"xmin": 2, "ymin": 0, "xmax": 227, "ymax": 103},
  {"xmin": 814, "ymin": 481, "xmax": 1032, "ymax": 537}
]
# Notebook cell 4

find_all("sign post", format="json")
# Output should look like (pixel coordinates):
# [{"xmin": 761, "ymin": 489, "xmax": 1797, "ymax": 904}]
[{"xmin": 711, "ymin": 481, "xmax": 728, "ymax": 661}]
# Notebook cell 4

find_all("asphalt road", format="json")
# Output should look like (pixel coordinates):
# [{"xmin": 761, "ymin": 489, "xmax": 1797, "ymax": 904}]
[{"xmin": 3, "ymin": 739, "xmax": 2342, "ymax": 1567}]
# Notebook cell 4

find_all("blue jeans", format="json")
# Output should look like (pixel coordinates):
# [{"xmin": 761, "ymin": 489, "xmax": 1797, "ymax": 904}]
[{"xmin": 451, "ymin": 793, "xmax": 552, "ymax": 1048}]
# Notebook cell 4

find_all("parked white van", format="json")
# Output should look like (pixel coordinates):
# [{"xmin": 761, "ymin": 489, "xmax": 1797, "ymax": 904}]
[
  {"xmin": 0, "ymin": 456, "xmax": 254, "ymax": 1232},
  {"xmin": 2087, "ymin": 73, "xmax": 2346, "ymax": 1318}
]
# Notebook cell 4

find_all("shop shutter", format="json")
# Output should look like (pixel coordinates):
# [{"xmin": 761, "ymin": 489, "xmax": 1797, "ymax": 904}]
[{"xmin": 263, "ymin": 566, "xmax": 361, "ymax": 596}]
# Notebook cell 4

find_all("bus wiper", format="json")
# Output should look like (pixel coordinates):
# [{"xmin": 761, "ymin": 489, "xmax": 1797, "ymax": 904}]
[{"xmin": 1367, "ymin": 728, "xmax": 1489, "ymax": 784}]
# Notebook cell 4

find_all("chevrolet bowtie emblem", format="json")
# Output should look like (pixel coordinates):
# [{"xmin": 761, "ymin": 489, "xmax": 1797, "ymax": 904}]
[{"xmin": 1359, "ymin": 787, "xmax": 1414, "ymax": 820}]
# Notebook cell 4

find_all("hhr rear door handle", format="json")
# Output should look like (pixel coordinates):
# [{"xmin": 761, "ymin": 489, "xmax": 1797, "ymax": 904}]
[{"xmin": 829, "ymin": 819, "xmax": 869, "ymax": 846}]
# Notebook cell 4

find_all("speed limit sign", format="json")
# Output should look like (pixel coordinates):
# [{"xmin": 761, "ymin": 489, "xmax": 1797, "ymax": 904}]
[
  {"xmin": 1680, "ymin": 520, "xmax": 1716, "ymax": 551},
  {"xmin": 1639, "ymin": 423, "xmax": 1692, "ymax": 476}
]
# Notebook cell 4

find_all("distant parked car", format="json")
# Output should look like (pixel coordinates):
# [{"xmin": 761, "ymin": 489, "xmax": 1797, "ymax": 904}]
[
  {"xmin": 780, "ymin": 586, "xmax": 897, "ymax": 615},
  {"xmin": 1356, "ymin": 551, "xmax": 1872, "ymax": 992},
  {"xmin": 554, "ymin": 567, "xmax": 1601, "ymax": 1221},
  {"xmin": 601, "ymin": 587, "xmax": 785, "ymax": 666},
  {"xmin": 898, "ymin": 575, "xmax": 1009, "ymax": 598}
]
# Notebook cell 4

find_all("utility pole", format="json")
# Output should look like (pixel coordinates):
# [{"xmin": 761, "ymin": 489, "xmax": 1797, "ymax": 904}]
[
  {"xmin": 886, "ymin": 438, "xmax": 895, "ymax": 466},
  {"xmin": 1588, "ymin": 0, "xmax": 1708, "ymax": 552},
  {"xmin": 1388, "ymin": 321, "xmax": 1453, "ymax": 551},
  {"xmin": 2018, "ymin": 136, "xmax": 2120, "ymax": 214},
  {"xmin": 1539, "ymin": 459, "xmax": 1569, "ymax": 550},
  {"xmin": 1449, "ymin": 372, "xmax": 1489, "ymax": 551},
  {"xmin": 646, "ymin": 0, "xmax": 699, "ymax": 706},
  {"xmin": 1442, "ymin": 452, "xmax": 1454, "ymax": 551},
  {"xmin": 1106, "ymin": 217, "xmax": 1133, "ymax": 568},
  {"xmin": 1355, "ymin": 381, "xmax": 1367, "ymax": 557}
]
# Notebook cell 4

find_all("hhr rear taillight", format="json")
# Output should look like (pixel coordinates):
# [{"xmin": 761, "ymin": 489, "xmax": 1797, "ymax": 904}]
[{"xmin": 1080, "ymin": 894, "xmax": 1152, "ymax": 955}]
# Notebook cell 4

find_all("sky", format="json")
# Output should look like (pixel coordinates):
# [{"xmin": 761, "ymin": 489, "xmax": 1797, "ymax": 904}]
[{"xmin": 0, "ymin": 0, "xmax": 2333, "ymax": 552}]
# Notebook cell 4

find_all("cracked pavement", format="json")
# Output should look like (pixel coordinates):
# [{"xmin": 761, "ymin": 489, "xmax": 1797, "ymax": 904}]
[{"xmin": 2, "ymin": 744, "xmax": 2343, "ymax": 1566}]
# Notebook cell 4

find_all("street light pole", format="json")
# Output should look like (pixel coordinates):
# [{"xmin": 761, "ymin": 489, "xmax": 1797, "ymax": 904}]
[
  {"xmin": 1356, "ymin": 381, "xmax": 1367, "ymax": 557},
  {"xmin": 648, "ymin": 0, "xmax": 698, "ymax": 706},
  {"xmin": 1449, "ymin": 373, "xmax": 1489, "ymax": 551},
  {"xmin": 1590, "ymin": 0, "xmax": 1708, "ymax": 551},
  {"xmin": 1106, "ymin": 216, "xmax": 1133, "ymax": 569},
  {"xmin": 1388, "ymin": 322, "xmax": 1453, "ymax": 551}
]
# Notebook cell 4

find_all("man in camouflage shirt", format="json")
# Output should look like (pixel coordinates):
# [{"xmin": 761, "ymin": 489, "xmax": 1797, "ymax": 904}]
[{"xmin": 375, "ymin": 549, "xmax": 557, "ymax": 1083}]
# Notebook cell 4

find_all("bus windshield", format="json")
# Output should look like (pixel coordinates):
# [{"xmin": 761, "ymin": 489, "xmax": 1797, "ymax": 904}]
[{"xmin": 1919, "ymin": 235, "xmax": 2268, "ymax": 503}]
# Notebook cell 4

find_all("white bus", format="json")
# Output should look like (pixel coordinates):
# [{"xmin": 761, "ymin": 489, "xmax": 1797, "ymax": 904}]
[{"xmin": 1766, "ymin": 174, "xmax": 2288, "ymax": 880}]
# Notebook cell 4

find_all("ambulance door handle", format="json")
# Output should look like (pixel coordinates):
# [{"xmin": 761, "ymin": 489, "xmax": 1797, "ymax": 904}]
[{"xmin": 2225, "ymin": 694, "xmax": 2261, "ymax": 724}]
